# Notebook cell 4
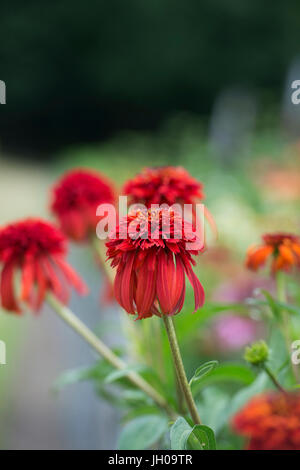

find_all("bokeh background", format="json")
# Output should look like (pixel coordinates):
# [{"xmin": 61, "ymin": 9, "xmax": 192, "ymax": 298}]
[{"xmin": 0, "ymin": 0, "xmax": 300, "ymax": 449}]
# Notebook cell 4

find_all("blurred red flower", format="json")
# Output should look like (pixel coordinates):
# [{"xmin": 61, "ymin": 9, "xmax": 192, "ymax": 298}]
[
  {"xmin": 246, "ymin": 233, "xmax": 300, "ymax": 273},
  {"xmin": 51, "ymin": 168, "xmax": 115, "ymax": 241},
  {"xmin": 232, "ymin": 391, "xmax": 300, "ymax": 450},
  {"xmin": 122, "ymin": 166, "xmax": 204, "ymax": 206},
  {"xmin": 106, "ymin": 207, "xmax": 205, "ymax": 319},
  {"xmin": 0, "ymin": 218, "xmax": 87, "ymax": 313}
]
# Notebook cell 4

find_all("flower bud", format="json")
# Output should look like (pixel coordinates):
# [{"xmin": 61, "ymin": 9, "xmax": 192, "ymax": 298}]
[{"xmin": 244, "ymin": 340, "xmax": 269, "ymax": 366}]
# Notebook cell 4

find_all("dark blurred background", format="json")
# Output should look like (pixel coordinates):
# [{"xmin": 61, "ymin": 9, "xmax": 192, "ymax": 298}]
[{"xmin": 1, "ymin": 0, "xmax": 300, "ymax": 156}]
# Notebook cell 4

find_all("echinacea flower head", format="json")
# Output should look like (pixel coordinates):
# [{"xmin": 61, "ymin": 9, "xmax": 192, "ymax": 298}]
[
  {"xmin": 0, "ymin": 218, "xmax": 87, "ymax": 313},
  {"xmin": 246, "ymin": 233, "xmax": 300, "ymax": 273},
  {"xmin": 51, "ymin": 168, "xmax": 115, "ymax": 241},
  {"xmin": 122, "ymin": 166, "xmax": 204, "ymax": 207},
  {"xmin": 106, "ymin": 207, "xmax": 205, "ymax": 320},
  {"xmin": 232, "ymin": 391, "xmax": 300, "ymax": 450}
]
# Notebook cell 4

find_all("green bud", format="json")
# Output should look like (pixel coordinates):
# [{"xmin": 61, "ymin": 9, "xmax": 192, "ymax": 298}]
[{"xmin": 244, "ymin": 340, "xmax": 269, "ymax": 366}]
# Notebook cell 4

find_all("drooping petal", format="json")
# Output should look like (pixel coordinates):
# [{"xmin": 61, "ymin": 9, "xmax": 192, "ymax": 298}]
[
  {"xmin": 171, "ymin": 255, "xmax": 186, "ymax": 315},
  {"xmin": 279, "ymin": 245, "xmax": 295, "ymax": 265},
  {"xmin": 42, "ymin": 257, "xmax": 69, "ymax": 303},
  {"xmin": 35, "ymin": 260, "xmax": 48, "ymax": 310},
  {"xmin": 157, "ymin": 250, "xmax": 177, "ymax": 314},
  {"xmin": 53, "ymin": 255, "xmax": 88, "ymax": 295},
  {"xmin": 135, "ymin": 251, "xmax": 157, "ymax": 318},
  {"xmin": 114, "ymin": 251, "xmax": 135, "ymax": 314},
  {"xmin": 183, "ymin": 259, "xmax": 205, "ymax": 312},
  {"xmin": 20, "ymin": 254, "xmax": 35, "ymax": 301},
  {"xmin": 246, "ymin": 246, "xmax": 273, "ymax": 270},
  {"xmin": 0, "ymin": 260, "xmax": 20, "ymax": 313}
]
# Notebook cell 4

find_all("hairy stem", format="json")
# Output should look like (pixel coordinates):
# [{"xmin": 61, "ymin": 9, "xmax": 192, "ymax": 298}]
[
  {"xmin": 163, "ymin": 315, "xmax": 201, "ymax": 424},
  {"xmin": 46, "ymin": 292, "xmax": 177, "ymax": 419}
]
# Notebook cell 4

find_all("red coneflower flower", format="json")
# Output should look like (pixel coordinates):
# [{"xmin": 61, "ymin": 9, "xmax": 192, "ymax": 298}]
[
  {"xmin": 232, "ymin": 391, "xmax": 300, "ymax": 450},
  {"xmin": 106, "ymin": 207, "xmax": 205, "ymax": 320},
  {"xmin": 246, "ymin": 233, "xmax": 300, "ymax": 273},
  {"xmin": 123, "ymin": 166, "xmax": 204, "ymax": 207},
  {"xmin": 0, "ymin": 218, "xmax": 87, "ymax": 313},
  {"xmin": 51, "ymin": 168, "xmax": 115, "ymax": 241}
]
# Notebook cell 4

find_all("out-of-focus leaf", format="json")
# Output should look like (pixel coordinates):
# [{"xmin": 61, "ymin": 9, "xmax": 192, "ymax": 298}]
[
  {"xmin": 260, "ymin": 289, "xmax": 282, "ymax": 320},
  {"xmin": 104, "ymin": 365, "xmax": 145, "ymax": 384},
  {"xmin": 187, "ymin": 425, "xmax": 216, "ymax": 450},
  {"xmin": 189, "ymin": 360, "xmax": 219, "ymax": 386},
  {"xmin": 170, "ymin": 417, "xmax": 194, "ymax": 450},
  {"xmin": 118, "ymin": 415, "xmax": 168, "ymax": 450},
  {"xmin": 228, "ymin": 373, "xmax": 269, "ymax": 417},
  {"xmin": 197, "ymin": 387, "xmax": 230, "ymax": 434},
  {"xmin": 52, "ymin": 360, "xmax": 112, "ymax": 391}
]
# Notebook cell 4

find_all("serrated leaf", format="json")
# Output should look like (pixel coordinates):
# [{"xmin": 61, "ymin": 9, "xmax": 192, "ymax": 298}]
[{"xmin": 118, "ymin": 415, "xmax": 168, "ymax": 450}]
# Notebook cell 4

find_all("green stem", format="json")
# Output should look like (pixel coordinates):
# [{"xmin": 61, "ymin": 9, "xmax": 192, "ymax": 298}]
[
  {"xmin": 162, "ymin": 315, "xmax": 201, "ymax": 424},
  {"xmin": 263, "ymin": 364, "xmax": 286, "ymax": 394},
  {"xmin": 46, "ymin": 292, "xmax": 177, "ymax": 420}
]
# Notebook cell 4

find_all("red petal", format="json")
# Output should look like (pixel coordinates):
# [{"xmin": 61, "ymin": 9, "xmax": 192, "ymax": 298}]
[
  {"xmin": 21, "ymin": 254, "xmax": 35, "ymax": 301},
  {"xmin": 114, "ymin": 252, "xmax": 135, "ymax": 314},
  {"xmin": 1, "ymin": 260, "xmax": 20, "ymax": 313},
  {"xmin": 135, "ymin": 251, "xmax": 157, "ymax": 318},
  {"xmin": 184, "ymin": 260, "xmax": 205, "ymax": 312},
  {"xmin": 157, "ymin": 251, "xmax": 178, "ymax": 314},
  {"xmin": 53, "ymin": 255, "xmax": 88, "ymax": 295},
  {"xmin": 35, "ymin": 261, "xmax": 47, "ymax": 310},
  {"xmin": 42, "ymin": 257, "xmax": 69, "ymax": 303},
  {"xmin": 172, "ymin": 255, "xmax": 186, "ymax": 314}
]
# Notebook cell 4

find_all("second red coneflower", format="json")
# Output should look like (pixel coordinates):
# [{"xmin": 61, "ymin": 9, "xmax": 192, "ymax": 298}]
[
  {"xmin": 122, "ymin": 166, "xmax": 204, "ymax": 206},
  {"xmin": 106, "ymin": 207, "xmax": 205, "ymax": 319},
  {"xmin": 51, "ymin": 168, "xmax": 115, "ymax": 242}
]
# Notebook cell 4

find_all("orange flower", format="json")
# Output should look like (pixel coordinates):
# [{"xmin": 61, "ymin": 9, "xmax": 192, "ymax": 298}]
[
  {"xmin": 232, "ymin": 391, "xmax": 300, "ymax": 450},
  {"xmin": 246, "ymin": 233, "xmax": 300, "ymax": 273}
]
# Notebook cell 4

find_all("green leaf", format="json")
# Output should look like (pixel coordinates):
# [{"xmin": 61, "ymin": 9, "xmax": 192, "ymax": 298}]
[
  {"xmin": 104, "ymin": 365, "xmax": 145, "ymax": 384},
  {"xmin": 228, "ymin": 372, "xmax": 269, "ymax": 417},
  {"xmin": 170, "ymin": 418, "xmax": 217, "ymax": 450},
  {"xmin": 187, "ymin": 425, "xmax": 217, "ymax": 450},
  {"xmin": 118, "ymin": 415, "xmax": 168, "ymax": 450},
  {"xmin": 170, "ymin": 417, "xmax": 194, "ymax": 450},
  {"xmin": 52, "ymin": 360, "xmax": 112, "ymax": 391},
  {"xmin": 189, "ymin": 360, "xmax": 219, "ymax": 386},
  {"xmin": 260, "ymin": 289, "xmax": 282, "ymax": 320},
  {"xmin": 191, "ymin": 363, "xmax": 255, "ymax": 395}
]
